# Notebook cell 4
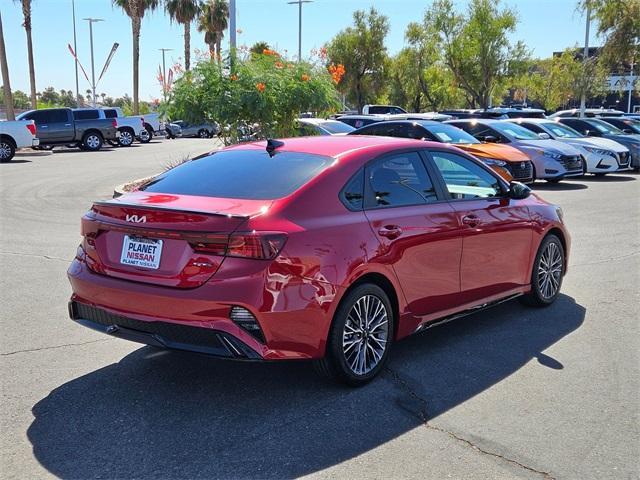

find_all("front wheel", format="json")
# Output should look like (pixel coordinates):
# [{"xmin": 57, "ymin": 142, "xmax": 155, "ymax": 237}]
[
  {"xmin": 82, "ymin": 132, "xmax": 103, "ymax": 151},
  {"xmin": 198, "ymin": 129, "xmax": 209, "ymax": 139},
  {"xmin": 520, "ymin": 234, "xmax": 565, "ymax": 307},
  {"xmin": 315, "ymin": 284, "xmax": 394, "ymax": 386}
]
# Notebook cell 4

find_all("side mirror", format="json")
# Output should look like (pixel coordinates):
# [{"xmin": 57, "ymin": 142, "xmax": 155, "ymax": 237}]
[
  {"xmin": 482, "ymin": 135, "xmax": 498, "ymax": 143},
  {"xmin": 538, "ymin": 132, "xmax": 551, "ymax": 139},
  {"xmin": 508, "ymin": 181, "xmax": 531, "ymax": 200},
  {"xmin": 622, "ymin": 128, "xmax": 633, "ymax": 134}
]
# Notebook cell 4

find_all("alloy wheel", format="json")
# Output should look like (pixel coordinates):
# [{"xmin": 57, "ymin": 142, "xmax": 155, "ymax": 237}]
[
  {"xmin": 119, "ymin": 130, "xmax": 133, "ymax": 146},
  {"xmin": 0, "ymin": 142, "xmax": 11, "ymax": 160},
  {"xmin": 87, "ymin": 135, "xmax": 100, "ymax": 149},
  {"xmin": 138, "ymin": 129, "xmax": 150, "ymax": 142},
  {"xmin": 342, "ymin": 295, "xmax": 389, "ymax": 375},
  {"xmin": 537, "ymin": 241, "xmax": 563, "ymax": 300},
  {"xmin": 199, "ymin": 129, "xmax": 209, "ymax": 138}
]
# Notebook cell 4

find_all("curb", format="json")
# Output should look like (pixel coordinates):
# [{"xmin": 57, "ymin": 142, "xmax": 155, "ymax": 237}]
[{"xmin": 113, "ymin": 174, "xmax": 158, "ymax": 198}]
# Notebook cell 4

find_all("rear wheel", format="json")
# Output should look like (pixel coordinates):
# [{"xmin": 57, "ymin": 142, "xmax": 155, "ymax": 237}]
[
  {"xmin": 198, "ymin": 129, "xmax": 209, "ymax": 138},
  {"xmin": 82, "ymin": 132, "xmax": 103, "ymax": 151},
  {"xmin": 315, "ymin": 284, "xmax": 394, "ymax": 386},
  {"xmin": 118, "ymin": 128, "xmax": 134, "ymax": 147},
  {"xmin": 0, "ymin": 139, "xmax": 15, "ymax": 162},
  {"xmin": 520, "ymin": 234, "xmax": 564, "ymax": 307}
]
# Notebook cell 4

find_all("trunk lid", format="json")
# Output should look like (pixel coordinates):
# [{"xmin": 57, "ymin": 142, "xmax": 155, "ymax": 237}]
[{"xmin": 81, "ymin": 192, "xmax": 272, "ymax": 288}]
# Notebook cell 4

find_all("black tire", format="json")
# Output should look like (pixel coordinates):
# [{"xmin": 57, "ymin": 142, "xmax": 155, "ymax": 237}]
[
  {"xmin": 546, "ymin": 178, "xmax": 562, "ymax": 184},
  {"xmin": 315, "ymin": 284, "xmax": 394, "ymax": 386},
  {"xmin": 82, "ymin": 132, "xmax": 103, "ymax": 151},
  {"xmin": 520, "ymin": 234, "xmax": 565, "ymax": 308},
  {"xmin": 139, "ymin": 125, "xmax": 153, "ymax": 143},
  {"xmin": 0, "ymin": 138, "xmax": 15, "ymax": 162},
  {"xmin": 198, "ymin": 129, "xmax": 209, "ymax": 138},
  {"xmin": 118, "ymin": 128, "xmax": 135, "ymax": 147}
]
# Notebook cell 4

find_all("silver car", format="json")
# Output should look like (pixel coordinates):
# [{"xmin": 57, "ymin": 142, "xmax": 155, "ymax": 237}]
[
  {"xmin": 172, "ymin": 120, "xmax": 219, "ymax": 138},
  {"xmin": 447, "ymin": 119, "xmax": 584, "ymax": 182}
]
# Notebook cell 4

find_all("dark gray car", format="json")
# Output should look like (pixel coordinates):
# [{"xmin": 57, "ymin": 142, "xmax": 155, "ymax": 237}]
[
  {"xmin": 172, "ymin": 120, "xmax": 219, "ymax": 138},
  {"xmin": 16, "ymin": 108, "xmax": 119, "ymax": 151}
]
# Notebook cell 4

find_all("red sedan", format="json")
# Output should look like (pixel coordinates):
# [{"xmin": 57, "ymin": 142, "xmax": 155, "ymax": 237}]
[{"xmin": 67, "ymin": 136, "xmax": 570, "ymax": 385}]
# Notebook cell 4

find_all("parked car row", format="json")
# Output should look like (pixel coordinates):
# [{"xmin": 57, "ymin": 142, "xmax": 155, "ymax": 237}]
[
  {"xmin": 325, "ymin": 109, "xmax": 640, "ymax": 180},
  {"xmin": 0, "ymin": 107, "xmax": 218, "ymax": 162}
]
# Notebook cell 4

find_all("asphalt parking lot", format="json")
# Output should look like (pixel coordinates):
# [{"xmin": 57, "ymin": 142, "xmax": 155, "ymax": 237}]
[{"xmin": 1, "ymin": 138, "xmax": 638, "ymax": 479}]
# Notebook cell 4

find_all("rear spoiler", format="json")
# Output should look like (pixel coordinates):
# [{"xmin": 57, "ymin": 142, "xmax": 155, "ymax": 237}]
[{"xmin": 93, "ymin": 200, "xmax": 250, "ymax": 219}]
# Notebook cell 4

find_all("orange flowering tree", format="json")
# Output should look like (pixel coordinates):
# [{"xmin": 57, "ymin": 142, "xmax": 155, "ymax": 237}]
[{"xmin": 164, "ymin": 48, "xmax": 341, "ymax": 143}]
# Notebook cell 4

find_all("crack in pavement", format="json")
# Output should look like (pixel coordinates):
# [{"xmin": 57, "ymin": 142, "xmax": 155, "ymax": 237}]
[
  {"xmin": 383, "ymin": 366, "xmax": 555, "ymax": 479},
  {"xmin": 569, "ymin": 251, "xmax": 639, "ymax": 268},
  {"xmin": 1, "ymin": 338, "xmax": 112, "ymax": 357},
  {"xmin": 0, "ymin": 251, "xmax": 72, "ymax": 264}
]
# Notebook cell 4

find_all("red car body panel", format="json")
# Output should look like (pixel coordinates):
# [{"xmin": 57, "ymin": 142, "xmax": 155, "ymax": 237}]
[{"xmin": 68, "ymin": 136, "xmax": 570, "ymax": 360}]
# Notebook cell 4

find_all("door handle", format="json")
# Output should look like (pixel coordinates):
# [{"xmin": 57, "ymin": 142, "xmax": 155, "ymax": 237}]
[
  {"xmin": 378, "ymin": 225, "xmax": 403, "ymax": 239},
  {"xmin": 40, "ymin": 125, "xmax": 48, "ymax": 128},
  {"xmin": 461, "ymin": 215, "xmax": 480, "ymax": 227}
]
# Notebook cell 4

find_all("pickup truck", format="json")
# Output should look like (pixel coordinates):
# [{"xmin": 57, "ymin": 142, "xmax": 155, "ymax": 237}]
[
  {"xmin": 72, "ymin": 107, "xmax": 145, "ymax": 147},
  {"xmin": 16, "ymin": 108, "xmax": 118, "ymax": 151},
  {"xmin": 0, "ymin": 119, "xmax": 39, "ymax": 162},
  {"xmin": 101, "ymin": 107, "xmax": 160, "ymax": 144}
]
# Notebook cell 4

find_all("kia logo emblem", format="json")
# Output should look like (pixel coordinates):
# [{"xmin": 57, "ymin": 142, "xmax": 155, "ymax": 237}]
[{"xmin": 125, "ymin": 214, "xmax": 146, "ymax": 223}]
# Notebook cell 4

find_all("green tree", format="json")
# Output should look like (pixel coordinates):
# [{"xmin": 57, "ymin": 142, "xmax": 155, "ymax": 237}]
[
  {"xmin": 198, "ymin": 0, "xmax": 229, "ymax": 62},
  {"xmin": 582, "ymin": 0, "xmax": 639, "ymax": 68},
  {"xmin": 165, "ymin": 0, "xmax": 201, "ymax": 71},
  {"xmin": 113, "ymin": 0, "xmax": 159, "ymax": 114},
  {"xmin": 39, "ymin": 86, "xmax": 59, "ymax": 105},
  {"xmin": 428, "ymin": 0, "xmax": 529, "ymax": 109},
  {"xmin": 12, "ymin": 90, "xmax": 30, "ymax": 109},
  {"xmin": 250, "ymin": 41, "xmax": 270, "ymax": 56},
  {"xmin": 59, "ymin": 89, "xmax": 77, "ymax": 107},
  {"xmin": 326, "ymin": 8, "xmax": 389, "ymax": 112},
  {"xmin": 15, "ymin": 0, "xmax": 36, "ymax": 109}
]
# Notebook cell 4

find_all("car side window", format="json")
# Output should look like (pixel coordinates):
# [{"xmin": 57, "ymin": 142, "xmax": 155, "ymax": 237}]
[
  {"xmin": 522, "ymin": 122, "xmax": 544, "ymax": 134},
  {"xmin": 340, "ymin": 169, "xmax": 364, "ymax": 210},
  {"xmin": 103, "ymin": 109, "xmax": 118, "ymax": 119},
  {"xmin": 365, "ymin": 152, "xmax": 437, "ymax": 208},
  {"xmin": 430, "ymin": 151, "xmax": 502, "ymax": 200},
  {"xmin": 73, "ymin": 110, "xmax": 99, "ymax": 120}
]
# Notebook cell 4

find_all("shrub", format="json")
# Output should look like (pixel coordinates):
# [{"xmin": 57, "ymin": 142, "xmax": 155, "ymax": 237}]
[{"xmin": 163, "ymin": 50, "xmax": 342, "ymax": 144}]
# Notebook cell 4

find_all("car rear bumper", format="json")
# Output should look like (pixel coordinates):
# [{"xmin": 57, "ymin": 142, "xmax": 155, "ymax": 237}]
[
  {"xmin": 69, "ymin": 301, "xmax": 261, "ymax": 359},
  {"xmin": 67, "ymin": 254, "xmax": 338, "ymax": 360}
]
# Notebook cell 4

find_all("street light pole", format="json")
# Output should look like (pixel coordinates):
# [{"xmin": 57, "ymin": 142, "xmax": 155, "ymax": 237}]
[
  {"xmin": 628, "ymin": 58, "xmax": 635, "ymax": 114},
  {"xmin": 287, "ymin": 0, "xmax": 312, "ymax": 62},
  {"xmin": 229, "ymin": 0, "xmax": 236, "ymax": 52},
  {"xmin": 71, "ymin": 0, "xmax": 80, "ymax": 106},
  {"xmin": 83, "ymin": 17, "xmax": 103, "ymax": 107},
  {"xmin": 159, "ymin": 48, "xmax": 172, "ymax": 102},
  {"xmin": 579, "ymin": 1, "xmax": 590, "ymax": 118}
]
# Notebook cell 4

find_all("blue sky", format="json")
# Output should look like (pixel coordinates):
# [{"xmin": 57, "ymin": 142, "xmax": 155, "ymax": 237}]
[{"xmin": 2, "ymin": 0, "xmax": 598, "ymax": 101}]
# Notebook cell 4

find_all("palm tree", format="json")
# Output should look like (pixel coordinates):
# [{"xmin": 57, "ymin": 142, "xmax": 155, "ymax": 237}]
[
  {"xmin": 15, "ymin": 0, "xmax": 36, "ymax": 109},
  {"xmin": 198, "ymin": 0, "xmax": 229, "ymax": 62},
  {"xmin": 250, "ymin": 41, "xmax": 270, "ymax": 56},
  {"xmin": 113, "ymin": 0, "xmax": 159, "ymax": 114},
  {"xmin": 0, "ymin": 10, "xmax": 15, "ymax": 120},
  {"xmin": 165, "ymin": 0, "xmax": 200, "ymax": 71}
]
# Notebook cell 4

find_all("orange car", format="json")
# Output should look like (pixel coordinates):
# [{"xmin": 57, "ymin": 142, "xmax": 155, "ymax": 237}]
[{"xmin": 348, "ymin": 120, "xmax": 535, "ymax": 183}]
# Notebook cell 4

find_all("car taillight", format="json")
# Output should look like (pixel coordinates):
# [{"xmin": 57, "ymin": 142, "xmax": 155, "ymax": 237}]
[
  {"xmin": 140, "ymin": 117, "xmax": 145, "ymax": 125},
  {"xmin": 26, "ymin": 123, "xmax": 36, "ymax": 136},
  {"xmin": 112, "ymin": 119, "xmax": 118, "ymax": 128},
  {"xmin": 190, "ymin": 232, "xmax": 287, "ymax": 260}
]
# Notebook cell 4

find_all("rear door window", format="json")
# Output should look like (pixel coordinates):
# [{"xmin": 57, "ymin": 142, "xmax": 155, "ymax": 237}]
[
  {"xmin": 142, "ymin": 150, "xmax": 334, "ymax": 200},
  {"xmin": 364, "ymin": 152, "xmax": 437, "ymax": 208},
  {"xmin": 103, "ymin": 109, "xmax": 118, "ymax": 119},
  {"xmin": 430, "ymin": 151, "xmax": 502, "ymax": 200},
  {"xmin": 73, "ymin": 110, "xmax": 100, "ymax": 120}
]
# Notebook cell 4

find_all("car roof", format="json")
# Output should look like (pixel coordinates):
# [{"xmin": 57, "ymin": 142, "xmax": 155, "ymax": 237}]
[
  {"xmin": 297, "ymin": 118, "xmax": 338, "ymax": 125},
  {"xmin": 447, "ymin": 118, "xmax": 503, "ymax": 125},
  {"xmin": 357, "ymin": 119, "xmax": 441, "ymax": 128},
  {"xmin": 224, "ymin": 135, "xmax": 446, "ymax": 159}
]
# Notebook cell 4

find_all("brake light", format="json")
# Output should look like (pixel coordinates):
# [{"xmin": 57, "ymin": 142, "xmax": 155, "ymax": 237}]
[
  {"xmin": 140, "ymin": 117, "xmax": 145, "ymax": 125},
  {"xmin": 190, "ymin": 232, "xmax": 287, "ymax": 259},
  {"xmin": 26, "ymin": 123, "xmax": 36, "ymax": 136},
  {"xmin": 112, "ymin": 119, "xmax": 118, "ymax": 128}
]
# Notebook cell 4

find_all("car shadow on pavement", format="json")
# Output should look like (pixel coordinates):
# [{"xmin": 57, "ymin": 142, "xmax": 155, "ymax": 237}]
[
  {"xmin": 531, "ymin": 181, "xmax": 588, "ymax": 191},
  {"xmin": 27, "ymin": 294, "xmax": 584, "ymax": 479},
  {"xmin": 580, "ymin": 174, "xmax": 637, "ymax": 182},
  {"xmin": 1, "ymin": 159, "xmax": 32, "ymax": 164}
]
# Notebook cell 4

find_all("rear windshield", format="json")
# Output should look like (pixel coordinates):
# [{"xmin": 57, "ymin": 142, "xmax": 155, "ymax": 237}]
[
  {"xmin": 319, "ymin": 120, "xmax": 355, "ymax": 134},
  {"xmin": 142, "ymin": 149, "xmax": 334, "ymax": 200}
]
